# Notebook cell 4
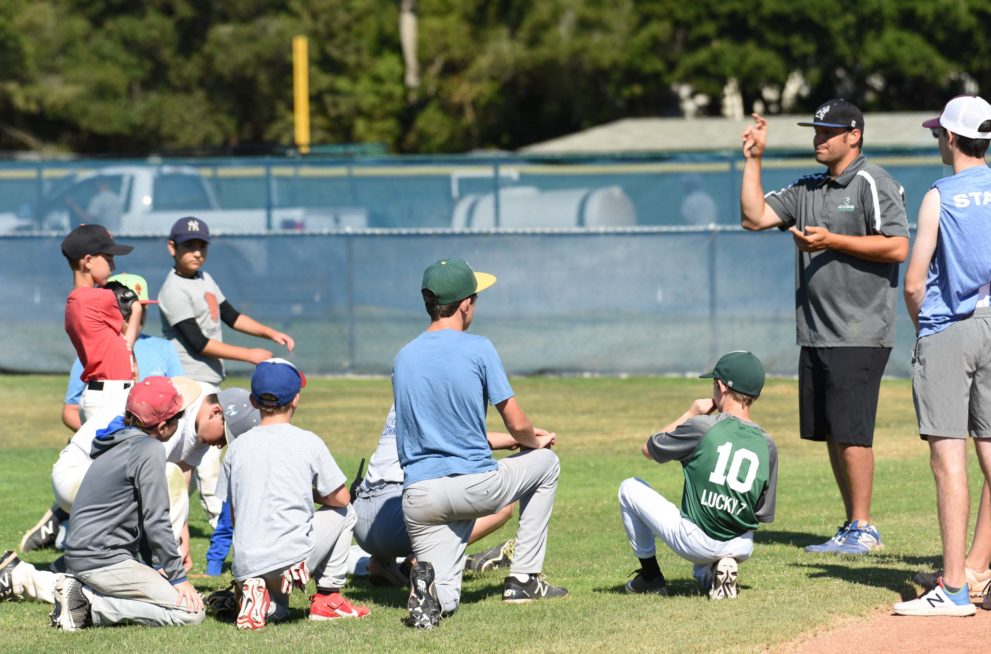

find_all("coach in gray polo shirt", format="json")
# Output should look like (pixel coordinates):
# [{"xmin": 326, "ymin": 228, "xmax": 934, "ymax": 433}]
[{"xmin": 739, "ymin": 99, "xmax": 909, "ymax": 555}]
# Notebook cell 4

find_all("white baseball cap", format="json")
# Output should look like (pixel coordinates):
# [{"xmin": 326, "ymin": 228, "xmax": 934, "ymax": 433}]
[{"xmin": 923, "ymin": 96, "xmax": 991, "ymax": 139}]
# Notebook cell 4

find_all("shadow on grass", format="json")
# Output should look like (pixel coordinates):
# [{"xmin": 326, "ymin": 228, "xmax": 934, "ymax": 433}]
[
  {"xmin": 754, "ymin": 529, "xmax": 840, "ymax": 549},
  {"xmin": 794, "ymin": 561, "xmax": 919, "ymax": 600},
  {"xmin": 593, "ymin": 579, "xmax": 750, "ymax": 597},
  {"xmin": 343, "ymin": 577, "xmax": 506, "ymax": 609}
]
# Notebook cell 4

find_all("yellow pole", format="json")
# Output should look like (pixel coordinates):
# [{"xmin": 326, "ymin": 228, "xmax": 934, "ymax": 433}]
[{"xmin": 292, "ymin": 35, "xmax": 311, "ymax": 154}]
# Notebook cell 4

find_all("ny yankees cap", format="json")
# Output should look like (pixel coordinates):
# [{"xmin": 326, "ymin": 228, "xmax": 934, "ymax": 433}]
[
  {"xmin": 169, "ymin": 216, "xmax": 211, "ymax": 244},
  {"xmin": 700, "ymin": 351, "xmax": 765, "ymax": 398},
  {"xmin": 922, "ymin": 96, "xmax": 991, "ymax": 139},
  {"xmin": 217, "ymin": 387, "xmax": 260, "ymax": 443},
  {"xmin": 421, "ymin": 257, "xmax": 496, "ymax": 305},
  {"xmin": 108, "ymin": 273, "xmax": 158, "ymax": 305},
  {"xmin": 251, "ymin": 358, "xmax": 307, "ymax": 408},
  {"xmin": 797, "ymin": 99, "xmax": 864, "ymax": 131},
  {"xmin": 61, "ymin": 224, "xmax": 134, "ymax": 260},
  {"xmin": 126, "ymin": 376, "xmax": 201, "ymax": 427}
]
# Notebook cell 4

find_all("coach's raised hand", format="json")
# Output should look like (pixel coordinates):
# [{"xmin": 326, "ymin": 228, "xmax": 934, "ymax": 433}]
[{"xmin": 741, "ymin": 113, "xmax": 768, "ymax": 159}]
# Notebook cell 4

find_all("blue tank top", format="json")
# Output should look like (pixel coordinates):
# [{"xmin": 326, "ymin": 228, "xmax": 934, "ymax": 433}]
[{"xmin": 919, "ymin": 165, "xmax": 991, "ymax": 337}]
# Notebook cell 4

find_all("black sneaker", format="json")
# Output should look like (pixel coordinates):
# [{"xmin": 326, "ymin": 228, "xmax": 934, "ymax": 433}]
[
  {"xmin": 51, "ymin": 574, "xmax": 91, "ymax": 631},
  {"xmin": 708, "ymin": 558, "xmax": 738, "ymax": 600},
  {"xmin": 1, "ymin": 550, "xmax": 21, "ymax": 601},
  {"xmin": 406, "ymin": 561, "xmax": 442, "ymax": 629},
  {"xmin": 465, "ymin": 539, "xmax": 515, "ymax": 575},
  {"xmin": 20, "ymin": 506, "xmax": 64, "ymax": 553},
  {"xmin": 624, "ymin": 569, "xmax": 668, "ymax": 595},
  {"xmin": 502, "ymin": 574, "xmax": 569, "ymax": 603}
]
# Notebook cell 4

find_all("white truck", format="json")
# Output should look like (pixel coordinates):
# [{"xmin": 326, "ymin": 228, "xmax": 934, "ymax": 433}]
[{"xmin": 0, "ymin": 164, "xmax": 367, "ymax": 234}]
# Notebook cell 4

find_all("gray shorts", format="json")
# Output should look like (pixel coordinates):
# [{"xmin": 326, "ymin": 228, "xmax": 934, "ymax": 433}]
[
  {"xmin": 352, "ymin": 483, "xmax": 411, "ymax": 558},
  {"xmin": 913, "ymin": 308, "xmax": 991, "ymax": 439}
]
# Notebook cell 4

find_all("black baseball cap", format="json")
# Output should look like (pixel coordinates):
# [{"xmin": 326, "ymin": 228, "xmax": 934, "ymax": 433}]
[
  {"xmin": 169, "ymin": 216, "xmax": 211, "ymax": 244},
  {"xmin": 700, "ymin": 351, "xmax": 765, "ymax": 398},
  {"xmin": 61, "ymin": 224, "xmax": 133, "ymax": 260},
  {"xmin": 797, "ymin": 99, "xmax": 864, "ymax": 131}
]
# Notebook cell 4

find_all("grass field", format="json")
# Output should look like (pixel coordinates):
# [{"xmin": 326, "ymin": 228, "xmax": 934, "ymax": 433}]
[{"xmin": 0, "ymin": 373, "xmax": 984, "ymax": 653}]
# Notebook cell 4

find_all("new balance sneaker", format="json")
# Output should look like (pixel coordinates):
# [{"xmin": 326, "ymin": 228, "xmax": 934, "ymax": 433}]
[
  {"xmin": 834, "ymin": 521, "xmax": 883, "ymax": 555},
  {"xmin": 502, "ymin": 574, "xmax": 569, "ymax": 603},
  {"xmin": 50, "ymin": 574, "xmax": 91, "ymax": 631},
  {"xmin": 804, "ymin": 522, "xmax": 850, "ymax": 553},
  {"xmin": 708, "ymin": 558, "xmax": 738, "ymax": 600},
  {"xmin": 465, "ymin": 539, "xmax": 515, "ymax": 575},
  {"xmin": 20, "ymin": 505, "xmax": 64, "ymax": 553},
  {"xmin": 913, "ymin": 566, "xmax": 991, "ymax": 599},
  {"xmin": 893, "ymin": 578, "xmax": 976, "ymax": 617},
  {"xmin": 309, "ymin": 591, "xmax": 370, "ymax": 621},
  {"xmin": 624, "ymin": 569, "xmax": 668, "ymax": 595},
  {"xmin": 406, "ymin": 561, "xmax": 442, "ymax": 629},
  {"xmin": 236, "ymin": 578, "xmax": 271, "ymax": 630},
  {"xmin": 1, "ymin": 550, "xmax": 20, "ymax": 601}
]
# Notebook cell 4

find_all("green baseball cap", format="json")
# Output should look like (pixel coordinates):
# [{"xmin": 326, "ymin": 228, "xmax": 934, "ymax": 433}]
[
  {"xmin": 421, "ymin": 258, "xmax": 496, "ymax": 304},
  {"xmin": 108, "ymin": 273, "xmax": 158, "ymax": 304},
  {"xmin": 700, "ymin": 351, "xmax": 765, "ymax": 397}
]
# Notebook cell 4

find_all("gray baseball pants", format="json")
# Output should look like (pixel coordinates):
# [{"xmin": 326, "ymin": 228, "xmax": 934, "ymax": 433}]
[
  {"xmin": 74, "ymin": 559, "xmax": 205, "ymax": 627},
  {"xmin": 402, "ymin": 448, "xmax": 560, "ymax": 614}
]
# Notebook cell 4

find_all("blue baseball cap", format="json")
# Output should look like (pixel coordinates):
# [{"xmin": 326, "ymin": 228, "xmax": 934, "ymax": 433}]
[
  {"xmin": 169, "ymin": 216, "xmax": 211, "ymax": 244},
  {"xmin": 250, "ymin": 358, "xmax": 307, "ymax": 408}
]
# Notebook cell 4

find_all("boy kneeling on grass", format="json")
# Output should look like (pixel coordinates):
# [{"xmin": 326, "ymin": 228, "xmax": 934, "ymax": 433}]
[
  {"xmin": 618, "ymin": 351, "xmax": 778, "ymax": 599},
  {"xmin": 218, "ymin": 358, "xmax": 368, "ymax": 630}
]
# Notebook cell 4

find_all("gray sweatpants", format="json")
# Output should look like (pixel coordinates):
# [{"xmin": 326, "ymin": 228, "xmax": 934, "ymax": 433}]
[
  {"xmin": 402, "ymin": 448, "xmax": 560, "ymax": 613},
  {"xmin": 74, "ymin": 559, "xmax": 205, "ymax": 627},
  {"xmin": 256, "ymin": 505, "xmax": 356, "ymax": 611}
]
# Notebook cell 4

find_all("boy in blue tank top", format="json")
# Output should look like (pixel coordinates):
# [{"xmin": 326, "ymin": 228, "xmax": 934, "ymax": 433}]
[{"xmin": 898, "ymin": 95, "xmax": 991, "ymax": 617}]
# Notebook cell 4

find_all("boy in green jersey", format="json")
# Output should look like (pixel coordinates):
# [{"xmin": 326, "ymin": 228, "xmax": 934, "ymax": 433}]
[{"xmin": 618, "ymin": 351, "xmax": 779, "ymax": 599}]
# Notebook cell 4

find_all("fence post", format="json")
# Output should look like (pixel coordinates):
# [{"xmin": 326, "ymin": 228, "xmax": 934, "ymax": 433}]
[
  {"xmin": 265, "ymin": 158, "xmax": 274, "ymax": 231},
  {"xmin": 345, "ymin": 234, "xmax": 356, "ymax": 373},
  {"xmin": 708, "ymin": 226, "xmax": 718, "ymax": 362},
  {"xmin": 493, "ymin": 161, "xmax": 501, "ymax": 228}
]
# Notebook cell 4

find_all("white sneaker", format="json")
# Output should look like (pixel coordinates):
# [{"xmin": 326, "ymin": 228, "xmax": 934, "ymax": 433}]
[
  {"xmin": 893, "ymin": 581, "xmax": 976, "ymax": 617},
  {"xmin": 708, "ymin": 558, "xmax": 738, "ymax": 600}
]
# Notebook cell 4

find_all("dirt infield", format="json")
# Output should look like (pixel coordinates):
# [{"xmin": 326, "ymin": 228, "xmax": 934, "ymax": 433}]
[{"xmin": 782, "ymin": 604, "xmax": 991, "ymax": 653}]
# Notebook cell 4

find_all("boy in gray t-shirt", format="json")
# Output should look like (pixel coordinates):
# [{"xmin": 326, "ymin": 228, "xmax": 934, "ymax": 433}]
[{"xmin": 217, "ymin": 359, "xmax": 368, "ymax": 630}]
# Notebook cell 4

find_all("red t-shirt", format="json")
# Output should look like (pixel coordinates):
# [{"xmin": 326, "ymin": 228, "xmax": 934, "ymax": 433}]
[{"xmin": 65, "ymin": 286, "xmax": 133, "ymax": 382}]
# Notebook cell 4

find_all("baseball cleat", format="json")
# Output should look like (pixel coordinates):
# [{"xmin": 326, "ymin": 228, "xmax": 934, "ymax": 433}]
[
  {"xmin": 20, "ymin": 505, "xmax": 65, "ymax": 553},
  {"xmin": 406, "ymin": 561, "xmax": 442, "ymax": 629},
  {"xmin": 1, "ymin": 550, "xmax": 21, "ymax": 601},
  {"xmin": 502, "ymin": 573, "xmax": 568, "ymax": 603},
  {"xmin": 309, "ymin": 591, "xmax": 370, "ymax": 621},
  {"xmin": 804, "ymin": 522, "xmax": 851, "ymax": 553},
  {"xmin": 708, "ymin": 558, "xmax": 738, "ymax": 600},
  {"xmin": 236, "ymin": 578, "xmax": 271, "ymax": 630},
  {"xmin": 834, "ymin": 521, "xmax": 883, "ymax": 554},
  {"xmin": 465, "ymin": 539, "xmax": 515, "ymax": 575},
  {"xmin": 913, "ymin": 566, "xmax": 991, "ymax": 600},
  {"xmin": 50, "ymin": 574, "xmax": 91, "ymax": 631},
  {"xmin": 368, "ymin": 556, "xmax": 408, "ymax": 588},
  {"xmin": 893, "ymin": 578, "xmax": 976, "ymax": 617},
  {"xmin": 624, "ymin": 569, "xmax": 668, "ymax": 595}
]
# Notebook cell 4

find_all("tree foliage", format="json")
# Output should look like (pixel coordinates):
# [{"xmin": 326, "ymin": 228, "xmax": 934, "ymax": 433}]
[{"xmin": 0, "ymin": 0, "xmax": 990, "ymax": 154}]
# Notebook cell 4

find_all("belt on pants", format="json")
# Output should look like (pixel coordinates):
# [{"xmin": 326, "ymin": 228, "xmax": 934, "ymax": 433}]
[{"xmin": 86, "ymin": 380, "xmax": 133, "ymax": 391}]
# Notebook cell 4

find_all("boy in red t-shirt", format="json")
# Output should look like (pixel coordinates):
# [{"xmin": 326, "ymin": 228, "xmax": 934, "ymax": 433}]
[{"xmin": 61, "ymin": 225, "xmax": 142, "ymax": 422}]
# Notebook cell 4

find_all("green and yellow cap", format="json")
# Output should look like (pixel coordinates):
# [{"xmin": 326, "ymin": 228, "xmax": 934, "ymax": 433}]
[
  {"xmin": 108, "ymin": 273, "xmax": 158, "ymax": 304},
  {"xmin": 700, "ymin": 351, "xmax": 765, "ymax": 397},
  {"xmin": 421, "ymin": 258, "xmax": 496, "ymax": 304}
]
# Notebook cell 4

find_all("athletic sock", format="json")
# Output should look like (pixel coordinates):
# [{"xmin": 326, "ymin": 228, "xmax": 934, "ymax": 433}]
[
  {"xmin": 638, "ymin": 557, "xmax": 661, "ymax": 581},
  {"xmin": 316, "ymin": 586, "xmax": 338, "ymax": 595},
  {"xmin": 510, "ymin": 573, "xmax": 530, "ymax": 583}
]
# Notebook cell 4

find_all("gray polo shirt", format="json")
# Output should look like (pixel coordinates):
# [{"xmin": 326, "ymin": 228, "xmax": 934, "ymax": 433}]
[
  {"xmin": 764, "ymin": 153, "xmax": 909, "ymax": 347},
  {"xmin": 158, "ymin": 268, "xmax": 226, "ymax": 385}
]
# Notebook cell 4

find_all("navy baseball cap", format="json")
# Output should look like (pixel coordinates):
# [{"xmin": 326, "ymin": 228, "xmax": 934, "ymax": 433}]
[
  {"xmin": 61, "ymin": 224, "xmax": 133, "ymax": 260},
  {"xmin": 169, "ymin": 216, "xmax": 211, "ymax": 244},
  {"xmin": 797, "ymin": 99, "xmax": 864, "ymax": 131},
  {"xmin": 250, "ymin": 358, "xmax": 307, "ymax": 408},
  {"xmin": 700, "ymin": 351, "xmax": 765, "ymax": 398}
]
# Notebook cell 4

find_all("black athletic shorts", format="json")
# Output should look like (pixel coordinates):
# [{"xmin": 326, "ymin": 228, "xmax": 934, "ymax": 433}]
[{"xmin": 798, "ymin": 346, "xmax": 891, "ymax": 446}]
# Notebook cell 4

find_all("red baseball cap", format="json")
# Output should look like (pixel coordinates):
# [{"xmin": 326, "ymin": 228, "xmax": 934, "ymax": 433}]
[{"xmin": 126, "ymin": 376, "xmax": 200, "ymax": 427}]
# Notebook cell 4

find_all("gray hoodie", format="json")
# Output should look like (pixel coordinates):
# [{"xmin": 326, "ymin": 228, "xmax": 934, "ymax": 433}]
[{"xmin": 64, "ymin": 418, "xmax": 186, "ymax": 584}]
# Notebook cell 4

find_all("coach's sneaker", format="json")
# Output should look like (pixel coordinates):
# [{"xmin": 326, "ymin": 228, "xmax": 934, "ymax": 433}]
[
  {"xmin": 893, "ymin": 578, "xmax": 976, "ymax": 616},
  {"xmin": 502, "ymin": 573, "xmax": 569, "ymax": 603},
  {"xmin": 708, "ymin": 558, "xmax": 739, "ymax": 600},
  {"xmin": 804, "ymin": 522, "xmax": 851, "ymax": 553},
  {"xmin": 1, "ymin": 550, "xmax": 20, "ymax": 601},
  {"xmin": 913, "ymin": 566, "xmax": 991, "ymax": 599},
  {"xmin": 309, "ymin": 591, "xmax": 370, "ymax": 621},
  {"xmin": 465, "ymin": 539, "xmax": 515, "ymax": 575},
  {"xmin": 50, "ymin": 574, "xmax": 91, "ymax": 631},
  {"xmin": 624, "ymin": 569, "xmax": 668, "ymax": 595},
  {"xmin": 834, "ymin": 521, "xmax": 883, "ymax": 555},
  {"xmin": 236, "ymin": 577, "xmax": 271, "ymax": 630},
  {"xmin": 20, "ymin": 505, "xmax": 66, "ymax": 553},
  {"xmin": 406, "ymin": 561, "xmax": 442, "ymax": 629}
]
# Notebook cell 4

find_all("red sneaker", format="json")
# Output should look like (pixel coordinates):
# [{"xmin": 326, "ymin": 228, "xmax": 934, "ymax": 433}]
[
  {"xmin": 309, "ymin": 592, "xmax": 370, "ymax": 621},
  {"xmin": 236, "ymin": 578, "xmax": 270, "ymax": 630}
]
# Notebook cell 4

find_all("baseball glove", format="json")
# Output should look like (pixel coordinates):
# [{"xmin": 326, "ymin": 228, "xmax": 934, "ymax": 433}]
[
  {"xmin": 204, "ymin": 581, "xmax": 241, "ymax": 623},
  {"xmin": 102, "ymin": 280, "xmax": 139, "ymax": 321}
]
